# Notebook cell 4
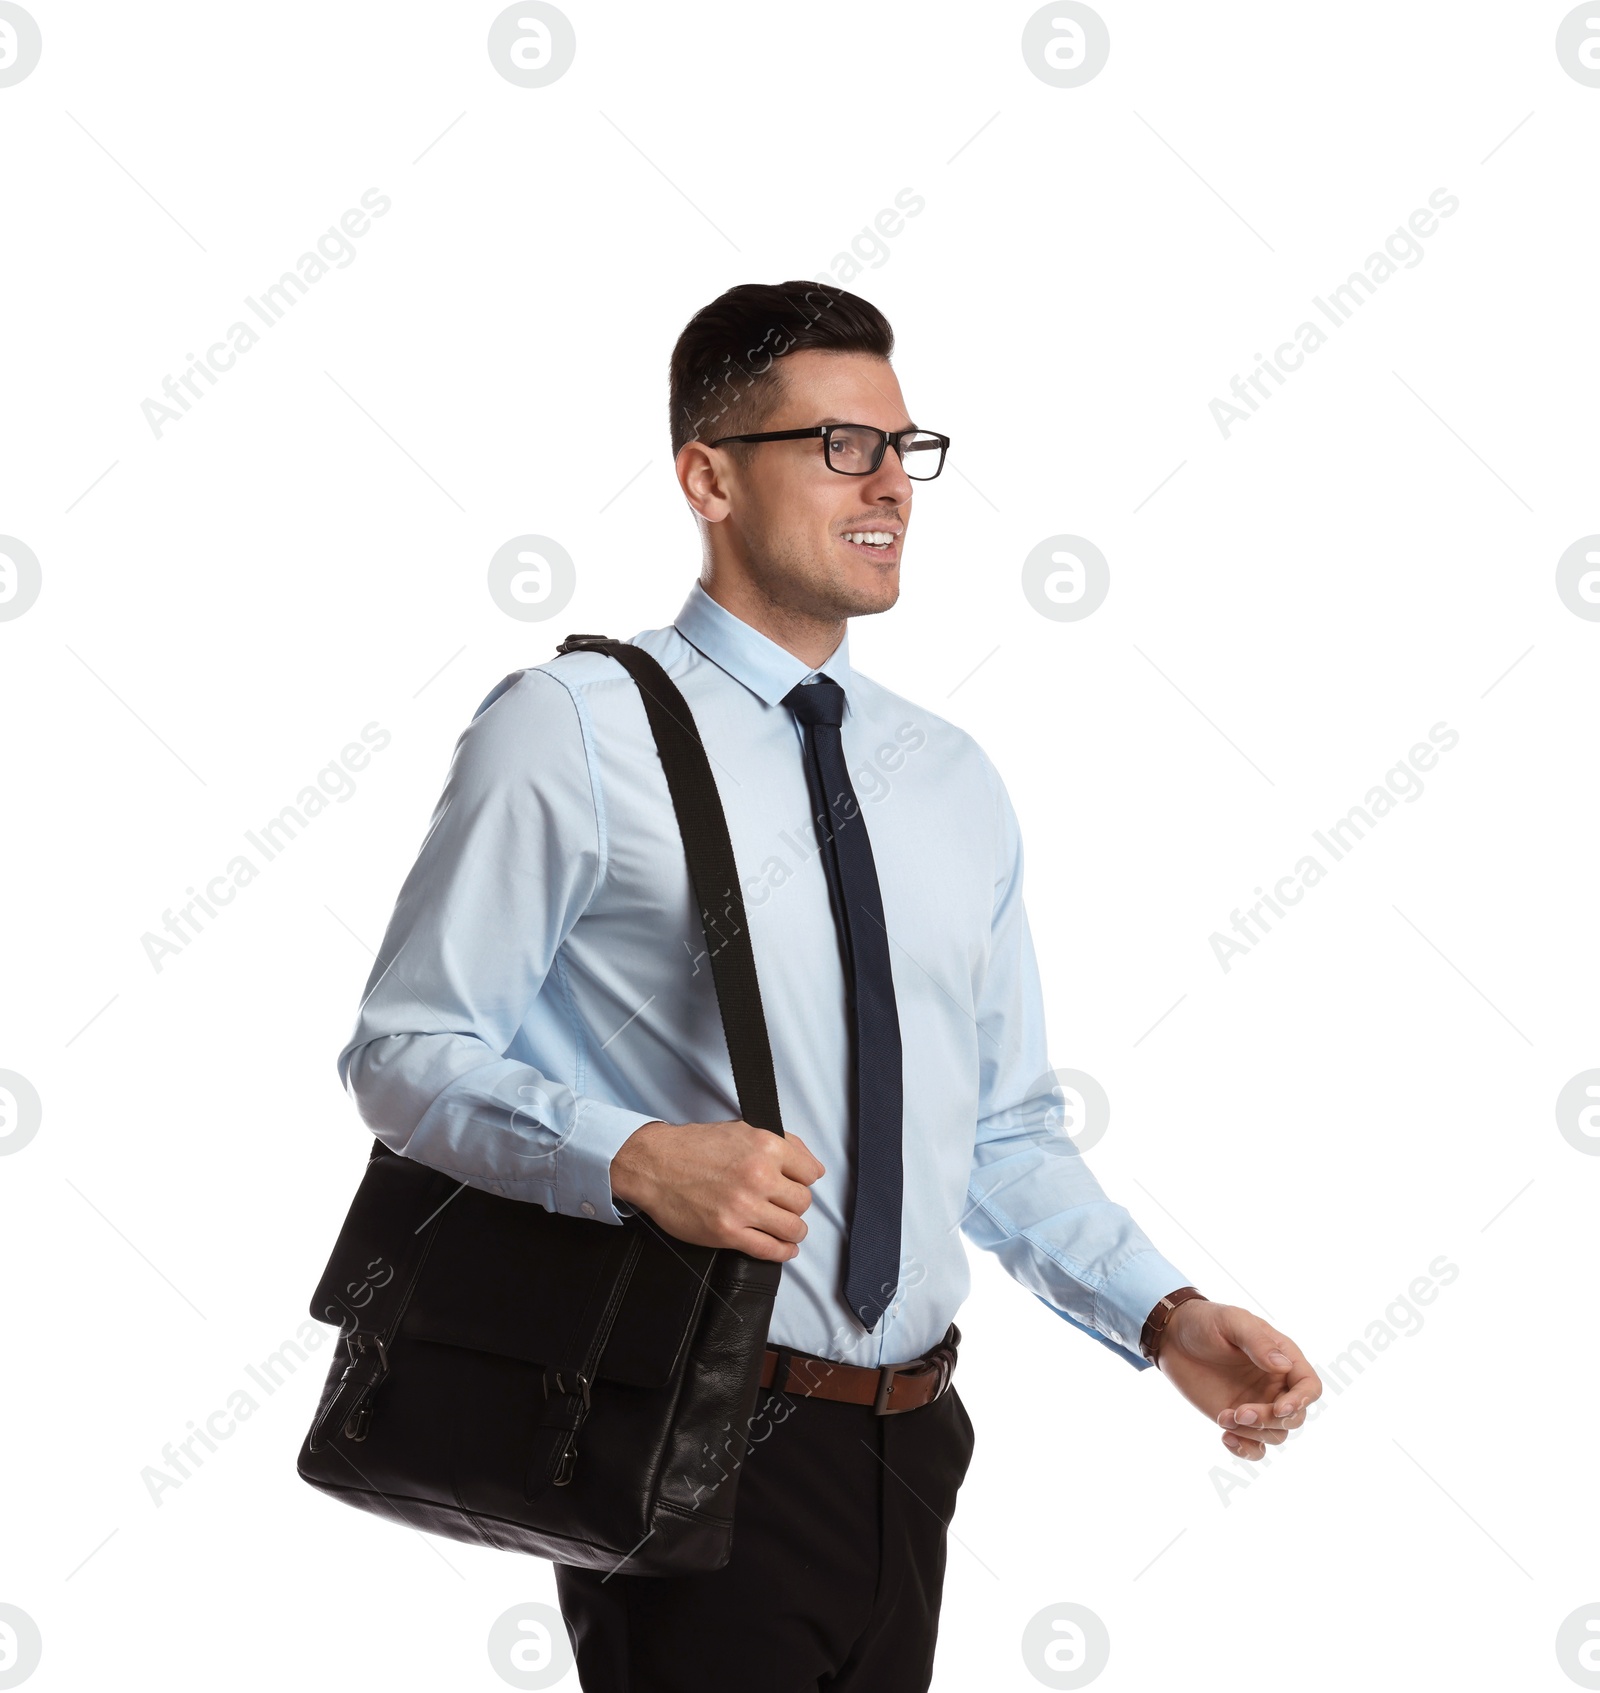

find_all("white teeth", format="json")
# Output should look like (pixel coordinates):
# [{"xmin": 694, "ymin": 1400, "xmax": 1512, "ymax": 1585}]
[{"xmin": 843, "ymin": 531, "xmax": 893, "ymax": 546}]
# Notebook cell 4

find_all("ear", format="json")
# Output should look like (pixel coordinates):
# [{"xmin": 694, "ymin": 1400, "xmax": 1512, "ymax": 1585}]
[{"xmin": 676, "ymin": 440, "xmax": 734, "ymax": 524}]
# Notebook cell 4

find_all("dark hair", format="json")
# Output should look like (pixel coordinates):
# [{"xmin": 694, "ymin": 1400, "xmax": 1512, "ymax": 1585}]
[{"xmin": 668, "ymin": 280, "xmax": 895, "ymax": 458}]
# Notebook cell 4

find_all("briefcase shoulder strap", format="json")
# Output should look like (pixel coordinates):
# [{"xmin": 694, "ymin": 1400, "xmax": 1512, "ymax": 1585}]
[{"xmin": 554, "ymin": 633, "xmax": 785, "ymax": 1138}]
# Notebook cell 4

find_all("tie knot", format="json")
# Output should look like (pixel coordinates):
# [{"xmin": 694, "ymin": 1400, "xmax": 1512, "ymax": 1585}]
[{"xmin": 783, "ymin": 675, "xmax": 845, "ymax": 729}]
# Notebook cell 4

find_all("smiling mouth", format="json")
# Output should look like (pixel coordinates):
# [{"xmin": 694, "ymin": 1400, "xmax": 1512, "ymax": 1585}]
[{"xmin": 838, "ymin": 529, "xmax": 901, "ymax": 554}]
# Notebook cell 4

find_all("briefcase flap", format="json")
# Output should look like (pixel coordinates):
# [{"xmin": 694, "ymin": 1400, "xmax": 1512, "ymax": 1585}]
[
  {"xmin": 309, "ymin": 1145, "xmax": 459, "ymax": 1338},
  {"xmin": 310, "ymin": 1147, "xmax": 715, "ymax": 1389},
  {"xmin": 400, "ymin": 1185, "xmax": 714, "ymax": 1387}
]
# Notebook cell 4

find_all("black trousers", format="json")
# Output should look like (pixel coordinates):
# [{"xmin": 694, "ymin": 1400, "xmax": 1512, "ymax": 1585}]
[{"xmin": 555, "ymin": 1380, "xmax": 977, "ymax": 1692}]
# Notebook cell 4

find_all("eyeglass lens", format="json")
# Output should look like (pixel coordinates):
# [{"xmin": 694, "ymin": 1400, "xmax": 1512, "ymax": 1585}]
[{"xmin": 824, "ymin": 426, "xmax": 946, "ymax": 479}]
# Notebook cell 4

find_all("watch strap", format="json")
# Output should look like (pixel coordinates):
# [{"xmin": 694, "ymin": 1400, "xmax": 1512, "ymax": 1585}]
[{"xmin": 1140, "ymin": 1285, "xmax": 1208, "ymax": 1363}]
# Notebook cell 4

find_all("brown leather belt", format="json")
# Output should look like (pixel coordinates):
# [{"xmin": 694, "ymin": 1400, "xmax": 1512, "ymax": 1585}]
[{"xmin": 759, "ymin": 1324, "xmax": 960, "ymax": 1415}]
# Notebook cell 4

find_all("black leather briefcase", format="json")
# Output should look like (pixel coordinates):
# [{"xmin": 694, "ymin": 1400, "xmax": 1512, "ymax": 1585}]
[{"xmin": 296, "ymin": 635, "xmax": 788, "ymax": 1576}]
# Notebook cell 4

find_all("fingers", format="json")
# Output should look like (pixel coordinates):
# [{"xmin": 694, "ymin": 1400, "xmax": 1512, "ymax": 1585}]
[
  {"xmin": 1225, "ymin": 1419, "xmax": 1290, "ymax": 1446},
  {"xmin": 1219, "ymin": 1403, "xmax": 1308, "ymax": 1434},
  {"xmin": 1225, "ymin": 1309, "xmax": 1297, "ymax": 1374},
  {"xmin": 768, "ymin": 1174, "xmax": 816, "ymax": 1217},
  {"xmin": 1276, "ymin": 1363, "xmax": 1322, "ymax": 1417},
  {"xmin": 778, "ymin": 1130, "xmax": 827, "ymax": 1186},
  {"xmin": 1262, "ymin": 1360, "xmax": 1321, "ymax": 1421},
  {"xmin": 755, "ymin": 1138, "xmax": 818, "ymax": 1221},
  {"xmin": 730, "ymin": 1226, "xmax": 800, "ymax": 1263},
  {"xmin": 752, "ymin": 1201, "xmax": 808, "ymax": 1246},
  {"xmin": 717, "ymin": 1200, "xmax": 809, "ymax": 1260},
  {"xmin": 755, "ymin": 1132, "xmax": 821, "ymax": 1227},
  {"xmin": 1218, "ymin": 1308, "xmax": 1324, "ymax": 1424},
  {"xmin": 1223, "ymin": 1310, "xmax": 1319, "ymax": 1402},
  {"xmin": 679, "ymin": 1124, "xmax": 825, "ymax": 1259},
  {"xmin": 1220, "ymin": 1418, "xmax": 1303, "ymax": 1458},
  {"xmin": 1218, "ymin": 1396, "xmax": 1309, "ymax": 1462}
]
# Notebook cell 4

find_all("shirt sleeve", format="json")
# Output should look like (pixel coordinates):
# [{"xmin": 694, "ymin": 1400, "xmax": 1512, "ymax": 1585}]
[
  {"xmin": 958, "ymin": 756, "xmax": 1192, "ymax": 1371},
  {"xmin": 335, "ymin": 667, "xmax": 659, "ymax": 1223}
]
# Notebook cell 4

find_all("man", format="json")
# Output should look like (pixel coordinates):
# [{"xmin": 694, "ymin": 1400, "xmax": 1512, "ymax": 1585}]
[{"xmin": 337, "ymin": 281, "xmax": 1321, "ymax": 1690}]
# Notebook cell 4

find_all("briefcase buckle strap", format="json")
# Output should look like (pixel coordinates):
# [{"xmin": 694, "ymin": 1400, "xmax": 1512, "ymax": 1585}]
[
  {"xmin": 543, "ymin": 1368, "xmax": 592, "ymax": 1411},
  {"xmin": 337, "ymin": 1330, "xmax": 387, "ymax": 1375},
  {"xmin": 306, "ymin": 1331, "xmax": 389, "ymax": 1448},
  {"xmin": 540, "ymin": 1369, "xmax": 595, "ymax": 1488}
]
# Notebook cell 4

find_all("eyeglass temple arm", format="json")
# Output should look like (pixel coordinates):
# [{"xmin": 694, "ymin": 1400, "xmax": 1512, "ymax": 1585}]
[{"xmin": 706, "ymin": 427, "xmax": 827, "ymax": 446}]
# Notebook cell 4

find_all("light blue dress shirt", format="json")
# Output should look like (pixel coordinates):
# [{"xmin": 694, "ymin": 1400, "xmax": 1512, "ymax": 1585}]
[{"xmin": 338, "ymin": 581, "xmax": 1190, "ymax": 1370}]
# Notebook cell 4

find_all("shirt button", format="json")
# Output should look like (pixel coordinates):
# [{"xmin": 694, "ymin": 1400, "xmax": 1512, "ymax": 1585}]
[{"xmin": 580, "ymin": 1202, "xmax": 596, "ymax": 1217}]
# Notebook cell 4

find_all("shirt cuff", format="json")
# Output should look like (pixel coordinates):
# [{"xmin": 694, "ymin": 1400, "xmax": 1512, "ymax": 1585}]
[
  {"xmin": 1039, "ymin": 1299, "xmax": 1157, "ymax": 1370},
  {"xmin": 555, "ymin": 1099, "xmax": 661, "ymax": 1225},
  {"xmin": 1056, "ymin": 1249, "xmax": 1195, "ymax": 1371}
]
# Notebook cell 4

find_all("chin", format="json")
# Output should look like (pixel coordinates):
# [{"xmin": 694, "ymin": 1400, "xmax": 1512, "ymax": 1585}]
[{"xmin": 839, "ymin": 573, "xmax": 899, "ymax": 617}]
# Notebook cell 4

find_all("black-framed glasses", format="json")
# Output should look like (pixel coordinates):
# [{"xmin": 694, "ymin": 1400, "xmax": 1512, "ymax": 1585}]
[{"xmin": 706, "ymin": 423, "xmax": 950, "ymax": 480}]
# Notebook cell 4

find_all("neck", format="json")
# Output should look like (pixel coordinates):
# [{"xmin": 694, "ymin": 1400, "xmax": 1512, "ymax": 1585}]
[{"xmin": 699, "ymin": 567, "xmax": 845, "ymax": 671}]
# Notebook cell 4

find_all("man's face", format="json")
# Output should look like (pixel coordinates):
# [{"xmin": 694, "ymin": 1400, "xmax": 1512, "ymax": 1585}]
[{"xmin": 693, "ymin": 349, "xmax": 917, "ymax": 622}]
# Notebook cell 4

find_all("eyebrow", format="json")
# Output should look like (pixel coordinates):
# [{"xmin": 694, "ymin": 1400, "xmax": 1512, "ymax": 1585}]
[{"xmin": 816, "ymin": 415, "xmax": 918, "ymax": 430}]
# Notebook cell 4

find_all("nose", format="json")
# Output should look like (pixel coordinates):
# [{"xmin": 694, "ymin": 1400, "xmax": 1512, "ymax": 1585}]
[{"xmin": 863, "ymin": 442, "xmax": 913, "ymax": 506}]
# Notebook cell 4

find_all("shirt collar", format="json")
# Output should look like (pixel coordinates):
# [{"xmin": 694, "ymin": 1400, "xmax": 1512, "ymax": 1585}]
[{"xmin": 672, "ymin": 579, "xmax": 855, "ymax": 715}]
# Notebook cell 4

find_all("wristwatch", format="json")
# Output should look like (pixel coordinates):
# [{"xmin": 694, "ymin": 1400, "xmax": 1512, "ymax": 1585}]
[{"xmin": 1139, "ymin": 1286, "xmax": 1208, "ymax": 1363}]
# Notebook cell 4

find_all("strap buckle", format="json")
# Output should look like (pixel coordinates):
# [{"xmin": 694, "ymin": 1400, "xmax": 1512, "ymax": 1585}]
[
  {"xmin": 555, "ymin": 633, "xmax": 613, "ymax": 655},
  {"xmin": 338, "ymin": 1332, "xmax": 388, "ymax": 1443},
  {"xmin": 543, "ymin": 1368, "xmax": 592, "ymax": 1410},
  {"xmin": 542, "ymin": 1370, "xmax": 593, "ymax": 1488},
  {"xmin": 339, "ymin": 1329, "xmax": 388, "ymax": 1386}
]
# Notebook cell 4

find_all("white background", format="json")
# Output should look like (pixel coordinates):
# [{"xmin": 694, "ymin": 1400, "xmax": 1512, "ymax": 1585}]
[{"xmin": 2, "ymin": 2, "xmax": 1597, "ymax": 1688}]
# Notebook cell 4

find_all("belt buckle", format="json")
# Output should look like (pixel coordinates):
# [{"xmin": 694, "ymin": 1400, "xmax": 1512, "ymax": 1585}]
[
  {"xmin": 874, "ymin": 1350, "xmax": 954, "ymax": 1415},
  {"xmin": 873, "ymin": 1358, "xmax": 918, "ymax": 1415}
]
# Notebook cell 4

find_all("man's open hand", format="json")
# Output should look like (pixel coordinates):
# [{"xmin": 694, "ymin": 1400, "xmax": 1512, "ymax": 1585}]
[
  {"xmin": 609, "ymin": 1119, "xmax": 825, "ymax": 1262},
  {"xmin": 1155, "ymin": 1301, "xmax": 1322, "ymax": 1459}
]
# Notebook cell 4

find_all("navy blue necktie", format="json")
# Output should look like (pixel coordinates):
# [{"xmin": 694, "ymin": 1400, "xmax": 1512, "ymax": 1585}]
[{"xmin": 783, "ymin": 675, "xmax": 903, "ymax": 1332}]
